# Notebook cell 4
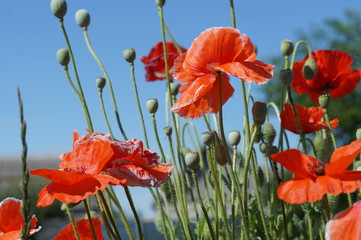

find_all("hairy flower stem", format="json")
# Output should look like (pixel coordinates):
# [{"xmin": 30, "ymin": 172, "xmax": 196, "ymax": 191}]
[
  {"xmin": 124, "ymin": 187, "xmax": 144, "ymax": 240},
  {"xmin": 151, "ymin": 113, "xmax": 166, "ymax": 161},
  {"xmin": 290, "ymin": 40, "xmax": 313, "ymax": 70},
  {"xmin": 323, "ymin": 109, "xmax": 337, "ymax": 151},
  {"xmin": 83, "ymin": 28, "xmax": 128, "ymax": 140},
  {"xmin": 129, "ymin": 62, "xmax": 150, "ymax": 148},
  {"xmin": 18, "ymin": 89, "xmax": 31, "ymax": 240},
  {"xmin": 64, "ymin": 204, "xmax": 80, "ymax": 240},
  {"xmin": 83, "ymin": 200, "xmax": 98, "ymax": 240},
  {"xmin": 98, "ymin": 89, "xmax": 114, "ymax": 138},
  {"xmin": 59, "ymin": 20, "xmax": 93, "ymax": 133},
  {"xmin": 98, "ymin": 192, "xmax": 123, "ymax": 240}
]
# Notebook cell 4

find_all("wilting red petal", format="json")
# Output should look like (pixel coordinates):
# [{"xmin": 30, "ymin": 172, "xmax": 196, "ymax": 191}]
[
  {"xmin": 270, "ymin": 149, "xmax": 319, "ymax": 178},
  {"xmin": 35, "ymin": 174, "xmax": 120, "ymax": 207},
  {"xmin": 325, "ymin": 139, "xmax": 361, "ymax": 175},
  {"xmin": 0, "ymin": 198, "xmax": 41, "ymax": 239},
  {"xmin": 292, "ymin": 50, "xmax": 361, "ymax": 103},
  {"xmin": 171, "ymin": 73, "xmax": 234, "ymax": 118},
  {"xmin": 54, "ymin": 218, "xmax": 104, "ymax": 240},
  {"xmin": 325, "ymin": 200, "xmax": 361, "ymax": 240},
  {"xmin": 173, "ymin": 53, "xmax": 196, "ymax": 83}
]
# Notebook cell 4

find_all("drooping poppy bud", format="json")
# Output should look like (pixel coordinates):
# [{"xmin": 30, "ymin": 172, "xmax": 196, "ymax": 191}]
[
  {"xmin": 302, "ymin": 57, "xmax": 317, "ymax": 80},
  {"xmin": 263, "ymin": 122, "xmax": 276, "ymax": 145},
  {"xmin": 50, "ymin": 0, "xmax": 67, "ymax": 19},
  {"xmin": 123, "ymin": 48, "xmax": 136, "ymax": 63},
  {"xmin": 75, "ymin": 9, "xmax": 90, "ymax": 29},
  {"xmin": 146, "ymin": 98, "xmax": 158, "ymax": 114}
]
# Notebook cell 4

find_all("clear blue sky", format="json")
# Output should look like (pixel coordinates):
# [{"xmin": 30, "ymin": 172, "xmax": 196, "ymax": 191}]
[{"xmin": 1, "ymin": 0, "xmax": 361, "ymax": 217}]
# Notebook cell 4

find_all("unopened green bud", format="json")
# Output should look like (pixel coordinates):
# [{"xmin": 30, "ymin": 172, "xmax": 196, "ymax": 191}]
[
  {"xmin": 202, "ymin": 132, "xmax": 214, "ymax": 146},
  {"xmin": 266, "ymin": 145, "xmax": 279, "ymax": 157},
  {"xmin": 164, "ymin": 126, "xmax": 172, "ymax": 136},
  {"xmin": 228, "ymin": 130, "xmax": 241, "ymax": 146},
  {"xmin": 75, "ymin": 9, "xmax": 90, "ymax": 28},
  {"xmin": 259, "ymin": 142, "xmax": 267, "ymax": 153},
  {"xmin": 252, "ymin": 101, "xmax": 268, "ymax": 125},
  {"xmin": 318, "ymin": 93, "xmax": 330, "ymax": 109},
  {"xmin": 155, "ymin": 0, "xmax": 166, "ymax": 7},
  {"xmin": 50, "ymin": 0, "xmax": 67, "ymax": 19},
  {"xmin": 251, "ymin": 122, "xmax": 262, "ymax": 143},
  {"xmin": 170, "ymin": 82, "xmax": 179, "ymax": 96},
  {"xmin": 215, "ymin": 144, "xmax": 228, "ymax": 166},
  {"xmin": 280, "ymin": 39, "xmax": 293, "ymax": 57},
  {"xmin": 313, "ymin": 134, "xmax": 325, "ymax": 161},
  {"xmin": 263, "ymin": 122, "xmax": 276, "ymax": 145},
  {"xmin": 56, "ymin": 48, "xmax": 70, "ymax": 67},
  {"xmin": 96, "ymin": 77, "xmax": 106, "ymax": 89},
  {"xmin": 146, "ymin": 98, "xmax": 158, "ymax": 114},
  {"xmin": 302, "ymin": 57, "xmax": 317, "ymax": 80},
  {"xmin": 356, "ymin": 128, "xmax": 361, "ymax": 140},
  {"xmin": 279, "ymin": 68, "xmax": 293, "ymax": 86},
  {"xmin": 185, "ymin": 152, "xmax": 200, "ymax": 170},
  {"xmin": 123, "ymin": 48, "xmax": 136, "ymax": 63}
]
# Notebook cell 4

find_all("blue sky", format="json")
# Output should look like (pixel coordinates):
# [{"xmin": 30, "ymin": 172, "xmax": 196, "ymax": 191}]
[{"xmin": 1, "ymin": 0, "xmax": 361, "ymax": 217}]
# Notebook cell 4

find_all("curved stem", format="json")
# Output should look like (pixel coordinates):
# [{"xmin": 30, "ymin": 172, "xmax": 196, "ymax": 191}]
[{"xmin": 290, "ymin": 40, "xmax": 312, "ymax": 70}]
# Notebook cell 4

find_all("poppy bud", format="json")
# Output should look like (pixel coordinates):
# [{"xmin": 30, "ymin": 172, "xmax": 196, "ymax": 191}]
[
  {"xmin": 263, "ymin": 122, "xmax": 276, "ymax": 145},
  {"xmin": 202, "ymin": 132, "xmax": 214, "ymax": 146},
  {"xmin": 123, "ymin": 48, "xmax": 136, "ymax": 63},
  {"xmin": 146, "ymin": 98, "xmax": 158, "ymax": 114},
  {"xmin": 313, "ymin": 134, "xmax": 325, "ymax": 162},
  {"xmin": 356, "ymin": 128, "xmax": 361, "ymax": 140},
  {"xmin": 185, "ymin": 152, "xmax": 200, "ymax": 170},
  {"xmin": 155, "ymin": 0, "xmax": 166, "ymax": 7},
  {"xmin": 75, "ymin": 9, "xmax": 90, "ymax": 29},
  {"xmin": 215, "ymin": 144, "xmax": 228, "ymax": 166},
  {"xmin": 318, "ymin": 93, "xmax": 330, "ymax": 109},
  {"xmin": 228, "ymin": 130, "xmax": 241, "ymax": 146},
  {"xmin": 50, "ymin": 0, "xmax": 67, "ymax": 19},
  {"xmin": 164, "ymin": 126, "xmax": 172, "ymax": 136},
  {"xmin": 251, "ymin": 122, "xmax": 262, "ymax": 143},
  {"xmin": 170, "ymin": 82, "xmax": 179, "ymax": 96},
  {"xmin": 56, "ymin": 48, "xmax": 70, "ymax": 67},
  {"xmin": 252, "ymin": 101, "xmax": 268, "ymax": 125},
  {"xmin": 279, "ymin": 68, "xmax": 293, "ymax": 86},
  {"xmin": 96, "ymin": 77, "xmax": 106, "ymax": 89},
  {"xmin": 259, "ymin": 142, "xmax": 267, "ymax": 154},
  {"xmin": 266, "ymin": 145, "xmax": 279, "ymax": 158},
  {"xmin": 302, "ymin": 57, "xmax": 317, "ymax": 80},
  {"xmin": 280, "ymin": 39, "xmax": 293, "ymax": 57}
]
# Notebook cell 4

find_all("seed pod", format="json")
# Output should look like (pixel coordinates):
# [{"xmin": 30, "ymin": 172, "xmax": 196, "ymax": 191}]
[
  {"xmin": 302, "ymin": 57, "xmax": 317, "ymax": 80},
  {"xmin": 146, "ymin": 98, "xmax": 158, "ymax": 114},
  {"xmin": 75, "ymin": 9, "xmax": 90, "ymax": 28},
  {"xmin": 155, "ymin": 0, "xmax": 166, "ymax": 7},
  {"xmin": 96, "ymin": 77, "xmax": 106, "ymax": 89},
  {"xmin": 170, "ymin": 82, "xmax": 179, "ymax": 96},
  {"xmin": 123, "ymin": 48, "xmax": 136, "ymax": 63},
  {"xmin": 164, "ymin": 126, "xmax": 172, "ymax": 136},
  {"xmin": 50, "ymin": 0, "xmax": 67, "ymax": 19},
  {"xmin": 280, "ymin": 39, "xmax": 293, "ymax": 57},
  {"xmin": 228, "ymin": 130, "xmax": 241, "ymax": 146},
  {"xmin": 263, "ymin": 122, "xmax": 276, "ymax": 145},
  {"xmin": 185, "ymin": 152, "xmax": 200, "ymax": 170},
  {"xmin": 202, "ymin": 132, "xmax": 214, "ymax": 146},
  {"xmin": 318, "ymin": 93, "xmax": 330, "ymax": 109},
  {"xmin": 215, "ymin": 144, "xmax": 228, "ymax": 166},
  {"xmin": 252, "ymin": 101, "xmax": 268, "ymax": 125},
  {"xmin": 56, "ymin": 48, "xmax": 70, "ymax": 67},
  {"xmin": 279, "ymin": 68, "xmax": 293, "ymax": 86}
]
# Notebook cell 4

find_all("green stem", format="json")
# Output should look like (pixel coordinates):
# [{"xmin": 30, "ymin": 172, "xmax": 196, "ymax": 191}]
[
  {"xmin": 290, "ymin": 40, "xmax": 313, "ymax": 70},
  {"xmin": 151, "ymin": 113, "xmax": 166, "ymax": 161},
  {"xmin": 83, "ymin": 200, "xmax": 98, "ymax": 240},
  {"xmin": 124, "ymin": 187, "xmax": 144, "ymax": 240},
  {"xmin": 307, "ymin": 213, "xmax": 313, "ymax": 240},
  {"xmin": 229, "ymin": 0, "xmax": 237, "ymax": 28},
  {"xmin": 82, "ymin": 28, "xmax": 127, "ymax": 139},
  {"xmin": 323, "ymin": 109, "xmax": 337, "ymax": 150},
  {"xmin": 98, "ymin": 89, "xmax": 114, "ymax": 138},
  {"xmin": 98, "ymin": 192, "xmax": 123, "ymax": 240},
  {"xmin": 64, "ymin": 204, "xmax": 80, "ymax": 240}
]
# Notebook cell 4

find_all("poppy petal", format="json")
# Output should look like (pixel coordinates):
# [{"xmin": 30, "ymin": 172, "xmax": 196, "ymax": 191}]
[
  {"xmin": 212, "ymin": 60, "xmax": 274, "ymax": 84},
  {"xmin": 325, "ymin": 139, "xmax": 361, "ymax": 175},
  {"xmin": 270, "ymin": 149, "xmax": 319, "ymax": 178},
  {"xmin": 171, "ymin": 73, "xmax": 234, "ymax": 118},
  {"xmin": 173, "ymin": 53, "xmax": 197, "ymax": 83},
  {"xmin": 325, "ymin": 200, "xmax": 361, "ymax": 240},
  {"xmin": 329, "ymin": 69, "xmax": 361, "ymax": 98},
  {"xmin": 54, "ymin": 218, "xmax": 104, "ymax": 240}
]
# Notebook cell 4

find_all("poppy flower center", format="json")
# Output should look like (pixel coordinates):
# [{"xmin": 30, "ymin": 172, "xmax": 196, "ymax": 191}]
[
  {"xmin": 206, "ymin": 63, "xmax": 219, "ymax": 74},
  {"xmin": 307, "ymin": 162, "xmax": 325, "ymax": 178}
]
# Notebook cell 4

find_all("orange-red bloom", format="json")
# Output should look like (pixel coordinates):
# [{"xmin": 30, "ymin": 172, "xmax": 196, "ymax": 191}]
[
  {"xmin": 325, "ymin": 200, "xmax": 361, "ymax": 240},
  {"xmin": 0, "ymin": 198, "xmax": 41, "ymax": 240},
  {"xmin": 292, "ymin": 50, "xmax": 361, "ymax": 103},
  {"xmin": 171, "ymin": 27, "xmax": 274, "ymax": 119},
  {"xmin": 271, "ymin": 139, "xmax": 361, "ymax": 204},
  {"xmin": 140, "ymin": 41, "xmax": 187, "ymax": 81},
  {"xmin": 54, "ymin": 218, "xmax": 104, "ymax": 240},
  {"xmin": 280, "ymin": 103, "xmax": 339, "ymax": 134}
]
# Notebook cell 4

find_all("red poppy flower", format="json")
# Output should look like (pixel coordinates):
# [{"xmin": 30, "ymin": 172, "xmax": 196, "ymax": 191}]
[
  {"xmin": 270, "ymin": 139, "xmax": 361, "ymax": 204},
  {"xmin": 170, "ymin": 27, "xmax": 274, "ymax": 119},
  {"xmin": 84, "ymin": 132, "xmax": 174, "ymax": 187},
  {"xmin": 30, "ymin": 131, "xmax": 121, "ymax": 207},
  {"xmin": 0, "ymin": 197, "xmax": 41, "ymax": 240},
  {"xmin": 325, "ymin": 200, "xmax": 361, "ymax": 240},
  {"xmin": 54, "ymin": 218, "xmax": 104, "ymax": 240},
  {"xmin": 292, "ymin": 50, "xmax": 361, "ymax": 103},
  {"xmin": 140, "ymin": 41, "xmax": 187, "ymax": 81},
  {"xmin": 280, "ymin": 103, "xmax": 339, "ymax": 134}
]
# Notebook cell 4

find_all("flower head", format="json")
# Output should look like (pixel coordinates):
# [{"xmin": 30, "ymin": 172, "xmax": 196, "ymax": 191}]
[
  {"xmin": 171, "ymin": 27, "xmax": 274, "ymax": 119},
  {"xmin": 270, "ymin": 139, "xmax": 361, "ymax": 204},
  {"xmin": 54, "ymin": 218, "xmax": 104, "ymax": 240},
  {"xmin": 0, "ymin": 198, "xmax": 41, "ymax": 239},
  {"xmin": 292, "ymin": 50, "xmax": 361, "ymax": 103},
  {"xmin": 280, "ymin": 103, "xmax": 339, "ymax": 134},
  {"xmin": 140, "ymin": 41, "xmax": 187, "ymax": 81},
  {"xmin": 325, "ymin": 200, "xmax": 361, "ymax": 240}
]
